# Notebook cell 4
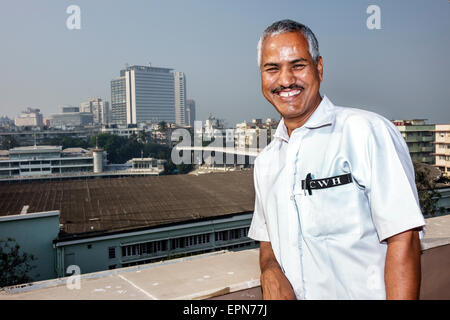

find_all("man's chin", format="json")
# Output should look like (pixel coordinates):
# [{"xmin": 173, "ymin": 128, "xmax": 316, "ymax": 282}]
[{"xmin": 274, "ymin": 107, "xmax": 306, "ymax": 120}]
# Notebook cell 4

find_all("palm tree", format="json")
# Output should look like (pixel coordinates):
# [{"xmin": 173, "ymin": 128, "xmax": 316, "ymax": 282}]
[
  {"xmin": 158, "ymin": 121, "xmax": 167, "ymax": 133},
  {"xmin": 138, "ymin": 128, "xmax": 147, "ymax": 144}
]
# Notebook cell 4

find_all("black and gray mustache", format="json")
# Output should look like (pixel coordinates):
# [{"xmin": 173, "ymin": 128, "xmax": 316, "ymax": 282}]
[{"xmin": 271, "ymin": 84, "xmax": 304, "ymax": 94}]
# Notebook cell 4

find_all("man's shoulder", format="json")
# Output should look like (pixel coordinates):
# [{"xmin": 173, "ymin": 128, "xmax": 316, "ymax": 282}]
[
  {"xmin": 332, "ymin": 104, "xmax": 396, "ymax": 134},
  {"xmin": 329, "ymin": 103, "xmax": 406, "ymax": 153}
]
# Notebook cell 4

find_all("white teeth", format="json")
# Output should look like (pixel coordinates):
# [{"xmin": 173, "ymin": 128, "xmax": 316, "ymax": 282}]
[{"xmin": 279, "ymin": 90, "xmax": 301, "ymax": 97}]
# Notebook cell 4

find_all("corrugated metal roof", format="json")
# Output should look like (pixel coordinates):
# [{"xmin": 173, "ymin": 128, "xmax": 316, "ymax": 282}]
[{"xmin": 0, "ymin": 171, "xmax": 255, "ymax": 237}]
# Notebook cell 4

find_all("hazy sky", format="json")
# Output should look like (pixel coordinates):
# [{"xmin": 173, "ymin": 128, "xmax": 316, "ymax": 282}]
[{"xmin": 1, "ymin": 0, "xmax": 449, "ymax": 126}]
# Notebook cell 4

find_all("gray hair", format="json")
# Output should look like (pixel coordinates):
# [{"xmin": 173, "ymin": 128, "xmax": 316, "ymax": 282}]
[{"xmin": 257, "ymin": 19, "xmax": 320, "ymax": 67}]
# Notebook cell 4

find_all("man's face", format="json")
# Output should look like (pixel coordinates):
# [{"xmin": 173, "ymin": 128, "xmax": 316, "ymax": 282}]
[{"xmin": 260, "ymin": 31, "xmax": 323, "ymax": 120}]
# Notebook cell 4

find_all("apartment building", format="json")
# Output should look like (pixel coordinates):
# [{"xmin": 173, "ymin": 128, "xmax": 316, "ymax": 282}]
[
  {"xmin": 393, "ymin": 119, "xmax": 435, "ymax": 165},
  {"xmin": 434, "ymin": 124, "xmax": 450, "ymax": 177}
]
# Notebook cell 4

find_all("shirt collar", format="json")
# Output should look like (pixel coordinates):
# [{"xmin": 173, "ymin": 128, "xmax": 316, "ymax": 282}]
[{"xmin": 273, "ymin": 95, "xmax": 335, "ymax": 142}]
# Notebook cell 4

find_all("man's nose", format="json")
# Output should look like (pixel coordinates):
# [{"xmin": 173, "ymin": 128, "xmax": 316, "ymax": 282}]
[{"xmin": 278, "ymin": 68, "xmax": 296, "ymax": 88}]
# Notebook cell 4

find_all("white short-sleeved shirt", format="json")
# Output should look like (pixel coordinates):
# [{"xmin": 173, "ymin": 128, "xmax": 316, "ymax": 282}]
[{"xmin": 248, "ymin": 95, "xmax": 425, "ymax": 300}]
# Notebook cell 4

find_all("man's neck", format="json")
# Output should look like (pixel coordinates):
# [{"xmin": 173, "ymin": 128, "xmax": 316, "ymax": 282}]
[{"xmin": 284, "ymin": 95, "xmax": 322, "ymax": 136}]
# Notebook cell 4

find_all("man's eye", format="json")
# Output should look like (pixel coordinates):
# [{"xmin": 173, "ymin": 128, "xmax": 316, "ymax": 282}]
[
  {"xmin": 293, "ymin": 64, "xmax": 306, "ymax": 69},
  {"xmin": 265, "ymin": 68, "xmax": 278, "ymax": 72}
]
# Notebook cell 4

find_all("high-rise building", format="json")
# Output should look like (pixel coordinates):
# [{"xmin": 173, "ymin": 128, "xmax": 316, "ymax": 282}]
[
  {"xmin": 111, "ymin": 65, "xmax": 175, "ymax": 126},
  {"xmin": 80, "ymin": 101, "xmax": 91, "ymax": 113},
  {"xmin": 111, "ymin": 76, "xmax": 127, "ymax": 125},
  {"xmin": 14, "ymin": 108, "xmax": 44, "ymax": 127},
  {"xmin": 185, "ymin": 99, "xmax": 196, "ymax": 127},
  {"xmin": 174, "ymin": 72, "xmax": 186, "ymax": 126},
  {"xmin": 393, "ymin": 119, "xmax": 435, "ymax": 165},
  {"xmin": 80, "ymin": 98, "xmax": 110, "ymax": 125},
  {"xmin": 433, "ymin": 124, "xmax": 450, "ymax": 177}
]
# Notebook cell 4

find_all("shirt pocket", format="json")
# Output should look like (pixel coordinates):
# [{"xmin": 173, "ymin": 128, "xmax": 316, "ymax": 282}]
[{"xmin": 300, "ymin": 180, "xmax": 362, "ymax": 238}]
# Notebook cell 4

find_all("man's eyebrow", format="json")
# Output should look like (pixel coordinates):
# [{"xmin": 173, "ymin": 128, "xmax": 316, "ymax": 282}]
[
  {"xmin": 263, "ymin": 58, "xmax": 308, "ymax": 68},
  {"xmin": 290, "ymin": 58, "xmax": 308, "ymax": 64},
  {"xmin": 263, "ymin": 62, "xmax": 279, "ymax": 68}
]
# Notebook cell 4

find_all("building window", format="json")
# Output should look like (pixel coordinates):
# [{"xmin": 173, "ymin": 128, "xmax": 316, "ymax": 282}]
[
  {"xmin": 121, "ymin": 240, "xmax": 168, "ymax": 258},
  {"xmin": 170, "ymin": 234, "xmax": 211, "ymax": 250},
  {"xmin": 214, "ymin": 227, "xmax": 249, "ymax": 242},
  {"xmin": 108, "ymin": 247, "xmax": 116, "ymax": 259},
  {"xmin": 87, "ymin": 244, "xmax": 92, "ymax": 249}
]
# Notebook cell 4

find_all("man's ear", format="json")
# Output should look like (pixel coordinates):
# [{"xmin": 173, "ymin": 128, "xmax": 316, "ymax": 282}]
[{"xmin": 316, "ymin": 56, "xmax": 324, "ymax": 82}]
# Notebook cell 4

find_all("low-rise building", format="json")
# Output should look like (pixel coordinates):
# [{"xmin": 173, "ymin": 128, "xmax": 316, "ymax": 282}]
[
  {"xmin": 433, "ymin": 124, "xmax": 450, "ymax": 177},
  {"xmin": 49, "ymin": 112, "xmax": 94, "ymax": 128},
  {"xmin": 100, "ymin": 126, "xmax": 147, "ymax": 139},
  {"xmin": 0, "ymin": 171, "xmax": 256, "ymax": 282},
  {"xmin": 0, "ymin": 145, "xmax": 94, "ymax": 178},
  {"xmin": 129, "ymin": 158, "xmax": 165, "ymax": 172},
  {"xmin": 49, "ymin": 106, "xmax": 94, "ymax": 128},
  {"xmin": 14, "ymin": 108, "xmax": 43, "ymax": 127}
]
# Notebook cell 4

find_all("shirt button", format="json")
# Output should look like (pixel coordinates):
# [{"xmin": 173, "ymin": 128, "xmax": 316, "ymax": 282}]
[{"xmin": 290, "ymin": 195, "xmax": 295, "ymax": 200}]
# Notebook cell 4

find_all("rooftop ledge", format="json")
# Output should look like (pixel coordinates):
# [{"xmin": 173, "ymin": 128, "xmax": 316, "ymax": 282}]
[{"xmin": 1, "ymin": 215, "xmax": 450, "ymax": 300}]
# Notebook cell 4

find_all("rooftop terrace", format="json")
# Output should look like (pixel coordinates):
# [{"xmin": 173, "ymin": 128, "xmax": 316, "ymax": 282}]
[{"xmin": 1, "ymin": 214, "xmax": 449, "ymax": 300}]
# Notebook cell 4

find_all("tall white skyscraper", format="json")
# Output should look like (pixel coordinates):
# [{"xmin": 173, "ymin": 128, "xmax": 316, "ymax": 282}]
[
  {"xmin": 174, "ymin": 71, "xmax": 186, "ymax": 126},
  {"xmin": 111, "ymin": 65, "xmax": 176, "ymax": 126},
  {"xmin": 111, "ymin": 76, "xmax": 127, "ymax": 125}
]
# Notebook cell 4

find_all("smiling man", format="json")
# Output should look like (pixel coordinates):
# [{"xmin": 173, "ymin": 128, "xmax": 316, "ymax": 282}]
[{"xmin": 247, "ymin": 20, "xmax": 426, "ymax": 300}]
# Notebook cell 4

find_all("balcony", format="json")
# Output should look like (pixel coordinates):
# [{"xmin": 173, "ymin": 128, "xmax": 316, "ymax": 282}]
[
  {"xmin": 422, "ymin": 136, "xmax": 435, "ymax": 142},
  {"xmin": 1, "ymin": 215, "xmax": 449, "ymax": 300},
  {"xmin": 405, "ymin": 136, "xmax": 435, "ymax": 143}
]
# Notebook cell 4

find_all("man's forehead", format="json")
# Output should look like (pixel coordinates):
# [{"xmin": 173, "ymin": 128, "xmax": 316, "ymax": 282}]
[{"xmin": 261, "ymin": 32, "xmax": 310, "ymax": 59}]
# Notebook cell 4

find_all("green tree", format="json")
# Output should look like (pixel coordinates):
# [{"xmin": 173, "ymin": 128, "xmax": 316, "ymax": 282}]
[
  {"xmin": 61, "ymin": 136, "xmax": 89, "ymax": 149},
  {"xmin": 129, "ymin": 132, "xmax": 138, "ymax": 144},
  {"xmin": 1, "ymin": 136, "xmax": 19, "ymax": 150},
  {"xmin": 90, "ymin": 133, "xmax": 172, "ymax": 164},
  {"xmin": 0, "ymin": 238, "xmax": 37, "ymax": 288},
  {"xmin": 176, "ymin": 162, "xmax": 194, "ymax": 174},
  {"xmin": 414, "ymin": 162, "xmax": 441, "ymax": 217},
  {"xmin": 158, "ymin": 121, "xmax": 168, "ymax": 132},
  {"xmin": 163, "ymin": 158, "xmax": 177, "ymax": 175},
  {"xmin": 138, "ymin": 129, "xmax": 147, "ymax": 144}
]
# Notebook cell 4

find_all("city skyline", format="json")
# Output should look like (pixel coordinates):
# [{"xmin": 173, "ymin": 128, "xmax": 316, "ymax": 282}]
[{"xmin": 0, "ymin": 0, "xmax": 449, "ymax": 126}]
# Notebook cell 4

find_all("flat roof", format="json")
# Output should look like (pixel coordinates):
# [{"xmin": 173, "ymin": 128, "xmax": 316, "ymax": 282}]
[
  {"xmin": 0, "ymin": 249, "xmax": 260, "ymax": 300},
  {"xmin": 2, "ymin": 210, "xmax": 450, "ymax": 300},
  {"xmin": 0, "ymin": 170, "xmax": 255, "ymax": 239},
  {"xmin": 9, "ymin": 145, "xmax": 61, "ymax": 153}
]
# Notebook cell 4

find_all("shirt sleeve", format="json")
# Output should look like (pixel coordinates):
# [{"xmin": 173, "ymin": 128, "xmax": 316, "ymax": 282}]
[
  {"xmin": 248, "ymin": 161, "xmax": 270, "ymax": 242},
  {"xmin": 364, "ymin": 117, "xmax": 426, "ymax": 242}
]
